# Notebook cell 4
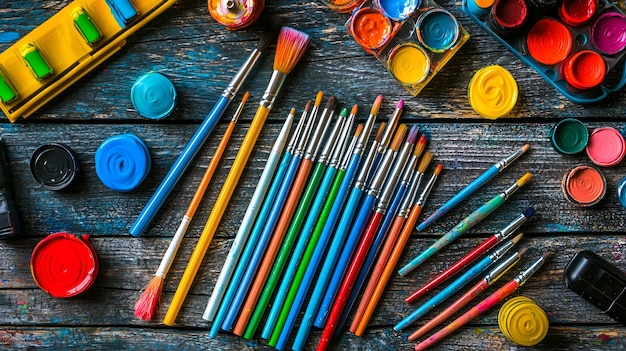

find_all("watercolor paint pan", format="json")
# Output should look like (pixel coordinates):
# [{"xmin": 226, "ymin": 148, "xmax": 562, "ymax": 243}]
[
  {"xmin": 343, "ymin": 0, "xmax": 469, "ymax": 96},
  {"xmin": 463, "ymin": 0, "xmax": 626, "ymax": 104}
]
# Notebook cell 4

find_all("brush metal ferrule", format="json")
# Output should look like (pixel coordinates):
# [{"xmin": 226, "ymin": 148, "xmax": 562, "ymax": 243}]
[
  {"xmin": 222, "ymin": 48, "xmax": 262, "ymax": 100},
  {"xmin": 515, "ymin": 253, "xmax": 549, "ymax": 286},
  {"xmin": 501, "ymin": 181, "xmax": 523, "ymax": 201},
  {"xmin": 484, "ymin": 251, "xmax": 521, "ymax": 285},
  {"xmin": 355, "ymin": 140, "xmax": 380, "ymax": 190},
  {"xmin": 400, "ymin": 154, "xmax": 418, "ymax": 186},
  {"xmin": 398, "ymin": 171, "xmax": 419, "ymax": 217},
  {"xmin": 286, "ymin": 110, "xmax": 308, "ymax": 154},
  {"xmin": 367, "ymin": 148, "xmax": 396, "ymax": 198},
  {"xmin": 330, "ymin": 115, "xmax": 353, "ymax": 168},
  {"xmin": 494, "ymin": 212, "xmax": 529, "ymax": 240},
  {"xmin": 273, "ymin": 111, "xmax": 295, "ymax": 153},
  {"xmin": 356, "ymin": 114, "xmax": 377, "ymax": 156},
  {"xmin": 489, "ymin": 239, "xmax": 516, "ymax": 262},
  {"xmin": 307, "ymin": 108, "xmax": 336, "ymax": 161},
  {"xmin": 259, "ymin": 70, "xmax": 288, "ymax": 110},
  {"xmin": 416, "ymin": 170, "xmax": 437, "ymax": 207},
  {"xmin": 317, "ymin": 115, "xmax": 343, "ymax": 165},
  {"xmin": 495, "ymin": 146, "xmax": 527, "ymax": 171},
  {"xmin": 295, "ymin": 106, "xmax": 318, "ymax": 157},
  {"xmin": 340, "ymin": 132, "xmax": 359, "ymax": 171},
  {"xmin": 376, "ymin": 142, "xmax": 412, "ymax": 211},
  {"xmin": 378, "ymin": 108, "xmax": 401, "ymax": 152}
]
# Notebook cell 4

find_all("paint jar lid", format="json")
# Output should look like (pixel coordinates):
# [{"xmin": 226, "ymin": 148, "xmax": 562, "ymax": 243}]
[
  {"xmin": 30, "ymin": 143, "xmax": 80, "ymax": 191},
  {"xmin": 527, "ymin": 18, "xmax": 572, "ymax": 65},
  {"xmin": 550, "ymin": 118, "xmax": 588, "ymax": 154},
  {"xmin": 95, "ymin": 134, "xmax": 151, "ymax": 192},
  {"xmin": 468, "ymin": 65, "xmax": 518, "ymax": 119},
  {"xmin": 562, "ymin": 50, "xmax": 606, "ymax": 90},
  {"xmin": 586, "ymin": 127, "xmax": 626, "ymax": 167},
  {"xmin": 562, "ymin": 164, "xmax": 606, "ymax": 207},
  {"xmin": 592, "ymin": 11, "xmax": 626, "ymax": 55},
  {"xmin": 416, "ymin": 8, "xmax": 460, "ymax": 53},
  {"xmin": 30, "ymin": 232, "xmax": 99, "ymax": 298},
  {"xmin": 618, "ymin": 176, "xmax": 626, "ymax": 208},
  {"xmin": 131, "ymin": 72, "xmax": 177, "ymax": 119},
  {"xmin": 498, "ymin": 296, "xmax": 549, "ymax": 346}
]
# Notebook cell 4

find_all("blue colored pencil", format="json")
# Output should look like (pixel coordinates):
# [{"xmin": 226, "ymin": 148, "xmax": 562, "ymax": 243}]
[
  {"xmin": 417, "ymin": 144, "xmax": 530, "ymax": 231},
  {"xmin": 208, "ymin": 103, "xmax": 309, "ymax": 338},
  {"xmin": 394, "ymin": 234, "xmax": 522, "ymax": 331}
]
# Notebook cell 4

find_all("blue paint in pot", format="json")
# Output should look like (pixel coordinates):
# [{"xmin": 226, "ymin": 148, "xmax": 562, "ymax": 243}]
[
  {"xmin": 95, "ymin": 134, "xmax": 151, "ymax": 192},
  {"xmin": 618, "ymin": 176, "xmax": 626, "ymax": 208},
  {"xmin": 417, "ymin": 9, "xmax": 460, "ymax": 52},
  {"xmin": 131, "ymin": 72, "xmax": 177, "ymax": 119},
  {"xmin": 377, "ymin": 0, "xmax": 421, "ymax": 21}
]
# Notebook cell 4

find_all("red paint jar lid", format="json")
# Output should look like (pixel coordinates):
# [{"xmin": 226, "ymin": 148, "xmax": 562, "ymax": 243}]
[
  {"xmin": 30, "ymin": 232, "xmax": 99, "ymax": 298},
  {"xmin": 586, "ymin": 127, "xmax": 626, "ymax": 167},
  {"xmin": 527, "ymin": 18, "xmax": 572, "ymax": 65},
  {"xmin": 562, "ymin": 50, "xmax": 606, "ymax": 89}
]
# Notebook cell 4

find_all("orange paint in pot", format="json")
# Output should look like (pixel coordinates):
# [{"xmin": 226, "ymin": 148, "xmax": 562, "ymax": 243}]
[
  {"xmin": 562, "ymin": 164, "xmax": 606, "ymax": 207},
  {"xmin": 351, "ymin": 8, "xmax": 392, "ymax": 49}
]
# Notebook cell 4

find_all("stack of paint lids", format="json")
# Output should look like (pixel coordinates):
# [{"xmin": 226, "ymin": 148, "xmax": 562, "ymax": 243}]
[
  {"xmin": 550, "ymin": 118, "xmax": 626, "ymax": 207},
  {"xmin": 462, "ymin": 0, "xmax": 626, "ymax": 104},
  {"xmin": 498, "ymin": 296, "xmax": 549, "ymax": 346},
  {"xmin": 208, "ymin": 0, "xmax": 265, "ymax": 30},
  {"xmin": 323, "ymin": 0, "xmax": 469, "ymax": 96}
]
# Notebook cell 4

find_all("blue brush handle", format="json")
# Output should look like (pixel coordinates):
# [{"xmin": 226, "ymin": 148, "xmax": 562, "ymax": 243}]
[
  {"xmin": 129, "ymin": 96, "xmax": 231, "ymax": 237},
  {"xmin": 209, "ymin": 151, "xmax": 293, "ymax": 338},
  {"xmin": 315, "ymin": 194, "xmax": 376, "ymax": 328},
  {"xmin": 221, "ymin": 154, "xmax": 302, "ymax": 331},
  {"xmin": 394, "ymin": 254, "xmax": 496, "ymax": 331}
]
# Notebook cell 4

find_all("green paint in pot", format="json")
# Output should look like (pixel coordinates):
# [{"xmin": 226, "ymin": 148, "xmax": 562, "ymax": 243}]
[{"xmin": 551, "ymin": 118, "xmax": 588, "ymax": 155}]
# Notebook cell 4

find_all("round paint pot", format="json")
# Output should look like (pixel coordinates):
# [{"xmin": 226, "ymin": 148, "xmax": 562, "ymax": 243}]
[
  {"xmin": 322, "ymin": 0, "xmax": 364, "ymax": 13},
  {"xmin": 489, "ymin": 0, "xmax": 529, "ymax": 36},
  {"xmin": 208, "ymin": 0, "xmax": 264, "ymax": 30},
  {"xmin": 131, "ymin": 72, "xmax": 177, "ymax": 120},
  {"xmin": 466, "ymin": 0, "xmax": 497, "ymax": 17},
  {"xmin": 526, "ymin": 0, "xmax": 559, "ymax": 17},
  {"xmin": 387, "ymin": 43, "xmax": 431, "ymax": 85},
  {"xmin": 559, "ymin": 0, "xmax": 597, "ymax": 26},
  {"xmin": 376, "ymin": 0, "xmax": 421, "ymax": 21},
  {"xmin": 562, "ymin": 50, "xmax": 606, "ymax": 90},
  {"xmin": 30, "ymin": 143, "xmax": 80, "ymax": 191},
  {"xmin": 31, "ymin": 232, "xmax": 99, "ymax": 298},
  {"xmin": 416, "ymin": 9, "xmax": 460, "ymax": 53},
  {"xmin": 498, "ymin": 296, "xmax": 549, "ymax": 346},
  {"xmin": 586, "ymin": 127, "xmax": 626, "ymax": 167},
  {"xmin": 550, "ymin": 118, "xmax": 589, "ymax": 155},
  {"xmin": 562, "ymin": 164, "xmax": 606, "ymax": 207},
  {"xmin": 617, "ymin": 176, "xmax": 626, "ymax": 208},
  {"xmin": 527, "ymin": 18, "xmax": 572, "ymax": 65},
  {"xmin": 350, "ymin": 7, "xmax": 393, "ymax": 50},
  {"xmin": 95, "ymin": 134, "xmax": 151, "ymax": 192},
  {"xmin": 592, "ymin": 11, "xmax": 626, "ymax": 55},
  {"xmin": 468, "ymin": 65, "xmax": 518, "ymax": 119}
]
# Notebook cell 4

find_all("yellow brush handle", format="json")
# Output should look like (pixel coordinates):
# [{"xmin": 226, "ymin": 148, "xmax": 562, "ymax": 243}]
[{"xmin": 163, "ymin": 105, "xmax": 271, "ymax": 326}]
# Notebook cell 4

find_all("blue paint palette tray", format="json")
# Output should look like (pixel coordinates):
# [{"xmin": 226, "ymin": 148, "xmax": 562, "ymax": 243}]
[
  {"xmin": 337, "ymin": 0, "xmax": 469, "ymax": 96},
  {"xmin": 462, "ymin": 0, "xmax": 626, "ymax": 104}
]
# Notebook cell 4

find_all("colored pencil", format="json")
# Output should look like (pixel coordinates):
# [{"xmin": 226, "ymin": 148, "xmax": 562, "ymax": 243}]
[
  {"xmin": 315, "ymin": 125, "xmax": 407, "ymax": 330},
  {"xmin": 133, "ymin": 92, "xmax": 249, "ymax": 322},
  {"xmin": 406, "ymin": 207, "xmax": 535, "ymax": 303},
  {"xmin": 238, "ymin": 100, "xmax": 341, "ymax": 337},
  {"xmin": 408, "ymin": 247, "xmax": 525, "ymax": 341},
  {"xmin": 162, "ymin": 26, "xmax": 311, "ymax": 326},
  {"xmin": 221, "ymin": 94, "xmax": 320, "ymax": 332},
  {"xmin": 202, "ymin": 107, "xmax": 296, "ymax": 323},
  {"xmin": 208, "ymin": 104, "xmax": 309, "ymax": 338},
  {"xmin": 292, "ymin": 97, "xmax": 384, "ymax": 351},
  {"xmin": 258, "ymin": 107, "xmax": 356, "ymax": 340},
  {"xmin": 399, "ymin": 172, "xmax": 532, "ymax": 276},
  {"xmin": 414, "ymin": 251, "xmax": 552, "ymax": 350},
  {"xmin": 417, "ymin": 144, "xmax": 530, "ymax": 232},
  {"xmin": 341, "ymin": 133, "xmax": 426, "ymax": 332},
  {"xmin": 129, "ymin": 19, "xmax": 281, "ymax": 237},
  {"xmin": 394, "ymin": 234, "xmax": 523, "ymax": 331},
  {"xmin": 354, "ymin": 159, "xmax": 438, "ymax": 336}
]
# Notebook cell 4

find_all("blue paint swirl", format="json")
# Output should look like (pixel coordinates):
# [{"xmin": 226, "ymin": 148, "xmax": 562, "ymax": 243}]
[
  {"xmin": 0, "ymin": 32, "xmax": 20, "ymax": 43},
  {"xmin": 377, "ymin": 0, "xmax": 421, "ymax": 21},
  {"xmin": 95, "ymin": 134, "xmax": 151, "ymax": 192},
  {"xmin": 417, "ymin": 9, "xmax": 460, "ymax": 52},
  {"xmin": 130, "ymin": 72, "xmax": 177, "ymax": 119}
]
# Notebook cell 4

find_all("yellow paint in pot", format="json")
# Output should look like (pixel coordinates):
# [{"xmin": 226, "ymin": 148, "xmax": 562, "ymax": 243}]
[
  {"xmin": 387, "ymin": 43, "xmax": 430, "ymax": 85},
  {"xmin": 498, "ymin": 296, "xmax": 549, "ymax": 346},
  {"xmin": 468, "ymin": 65, "xmax": 518, "ymax": 119}
]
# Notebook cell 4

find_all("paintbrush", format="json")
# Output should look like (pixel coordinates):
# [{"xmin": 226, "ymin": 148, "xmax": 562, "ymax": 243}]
[
  {"xmin": 133, "ymin": 92, "xmax": 249, "ymax": 322},
  {"xmin": 209, "ymin": 103, "xmax": 310, "ymax": 338},
  {"xmin": 129, "ymin": 18, "xmax": 282, "ymax": 238},
  {"xmin": 162, "ymin": 26, "xmax": 311, "ymax": 326},
  {"xmin": 202, "ymin": 107, "xmax": 296, "ymax": 323}
]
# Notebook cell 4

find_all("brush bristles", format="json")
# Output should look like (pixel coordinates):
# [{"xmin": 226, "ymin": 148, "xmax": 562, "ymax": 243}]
[
  {"xmin": 516, "ymin": 172, "xmax": 532, "ymax": 187},
  {"xmin": 134, "ymin": 276, "xmax": 163, "ymax": 321},
  {"xmin": 274, "ymin": 27, "xmax": 311, "ymax": 73},
  {"xmin": 397, "ymin": 99, "xmax": 404, "ymax": 110},
  {"xmin": 523, "ymin": 207, "xmax": 535, "ymax": 218},
  {"xmin": 355, "ymin": 124, "xmax": 364, "ymax": 137},
  {"xmin": 521, "ymin": 143, "xmax": 530, "ymax": 153},
  {"xmin": 434, "ymin": 163, "xmax": 443, "ymax": 176},
  {"xmin": 290, "ymin": 107, "xmax": 296, "ymax": 116},
  {"xmin": 519, "ymin": 247, "xmax": 529, "ymax": 256},
  {"xmin": 375, "ymin": 122, "xmax": 386, "ymax": 142},
  {"xmin": 413, "ymin": 135, "xmax": 427, "ymax": 157},
  {"xmin": 350, "ymin": 104, "xmax": 358, "ymax": 116},
  {"xmin": 340, "ymin": 108, "xmax": 348, "ymax": 117},
  {"xmin": 315, "ymin": 91, "xmax": 324, "ymax": 107},
  {"xmin": 371, "ymin": 95, "xmax": 383, "ymax": 116},
  {"xmin": 257, "ymin": 17, "xmax": 284, "ymax": 52},
  {"xmin": 511, "ymin": 233, "xmax": 524, "ymax": 244},
  {"xmin": 418, "ymin": 152, "xmax": 433, "ymax": 173},
  {"xmin": 390, "ymin": 124, "xmax": 408, "ymax": 151},
  {"xmin": 241, "ymin": 91, "xmax": 250, "ymax": 104},
  {"xmin": 407, "ymin": 125, "xmax": 420, "ymax": 144},
  {"xmin": 326, "ymin": 96, "xmax": 338, "ymax": 111}
]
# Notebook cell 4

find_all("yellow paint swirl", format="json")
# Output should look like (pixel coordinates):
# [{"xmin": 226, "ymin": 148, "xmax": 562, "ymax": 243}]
[
  {"xmin": 468, "ymin": 65, "xmax": 518, "ymax": 119},
  {"xmin": 388, "ymin": 43, "xmax": 430, "ymax": 85}
]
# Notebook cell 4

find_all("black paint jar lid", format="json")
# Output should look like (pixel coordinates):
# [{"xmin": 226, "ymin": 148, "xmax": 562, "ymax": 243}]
[{"xmin": 30, "ymin": 143, "xmax": 80, "ymax": 191}]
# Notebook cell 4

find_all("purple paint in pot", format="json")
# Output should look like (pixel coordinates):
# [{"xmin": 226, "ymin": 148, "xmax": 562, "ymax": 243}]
[{"xmin": 592, "ymin": 11, "xmax": 626, "ymax": 55}]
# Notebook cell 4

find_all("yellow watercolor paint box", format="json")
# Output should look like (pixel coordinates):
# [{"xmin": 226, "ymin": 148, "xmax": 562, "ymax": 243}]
[
  {"xmin": 0, "ymin": 0, "xmax": 178, "ymax": 123},
  {"xmin": 339, "ymin": 0, "xmax": 469, "ymax": 96}
]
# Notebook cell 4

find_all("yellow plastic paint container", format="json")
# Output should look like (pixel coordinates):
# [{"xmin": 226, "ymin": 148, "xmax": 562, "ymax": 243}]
[
  {"xmin": 498, "ymin": 296, "xmax": 549, "ymax": 346},
  {"xmin": 387, "ymin": 43, "xmax": 430, "ymax": 85},
  {"xmin": 468, "ymin": 65, "xmax": 518, "ymax": 119}
]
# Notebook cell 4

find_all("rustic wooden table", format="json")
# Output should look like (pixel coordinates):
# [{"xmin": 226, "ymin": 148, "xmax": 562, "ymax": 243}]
[{"xmin": 1, "ymin": 0, "xmax": 625, "ymax": 350}]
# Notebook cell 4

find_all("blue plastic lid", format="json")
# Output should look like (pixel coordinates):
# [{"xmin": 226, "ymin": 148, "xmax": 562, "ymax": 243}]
[
  {"xmin": 618, "ymin": 176, "xmax": 626, "ymax": 208},
  {"xmin": 95, "ymin": 134, "xmax": 151, "ymax": 192},
  {"xmin": 130, "ymin": 72, "xmax": 177, "ymax": 119}
]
